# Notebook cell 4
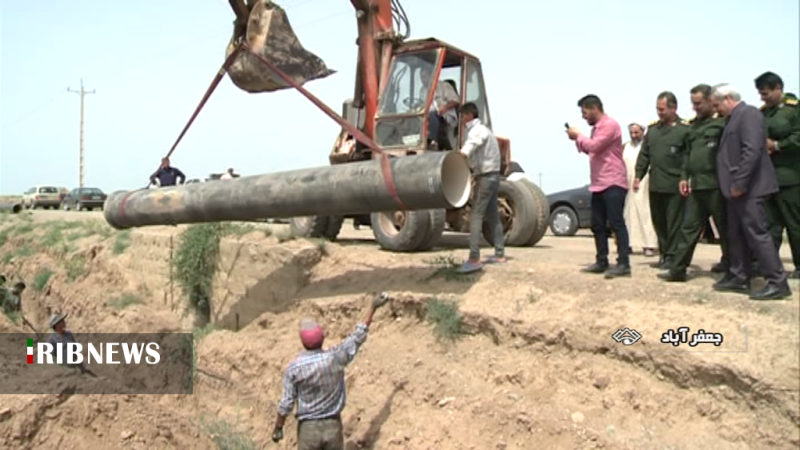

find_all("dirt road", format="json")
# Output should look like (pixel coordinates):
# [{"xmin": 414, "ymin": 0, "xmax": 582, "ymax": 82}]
[{"xmin": 1, "ymin": 209, "xmax": 798, "ymax": 449}]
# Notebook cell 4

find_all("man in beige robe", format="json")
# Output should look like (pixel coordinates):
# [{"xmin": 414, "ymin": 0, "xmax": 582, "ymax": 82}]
[{"xmin": 623, "ymin": 123, "xmax": 658, "ymax": 256}]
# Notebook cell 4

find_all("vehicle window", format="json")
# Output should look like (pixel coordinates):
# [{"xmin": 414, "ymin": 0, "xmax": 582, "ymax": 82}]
[
  {"xmin": 80, "ymin": 188, "xmax": 103, "ymax": 194},
  {"xmin": 39, "ymin": 186, "xmax": 59, "ymax": 194},
  {"xmin": 378, "ymin": 49, "xmax": 439, "ymax": 115},
  {"xmin": 464, "ymin": 59, "xmax": 492, "ymax": 130}
]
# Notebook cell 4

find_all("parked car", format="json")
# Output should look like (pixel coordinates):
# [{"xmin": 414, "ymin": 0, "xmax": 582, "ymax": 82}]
[
  {"xmin": 546, "ymin": 184, "xmax": 591, "ymax": 236},
  {"xmin": 61, "ymin": 187, "xmax": 107, "ymax": 211},
  {"xmin": 22, "ymin": 185, "xmax": 62, "ymax": 209}
]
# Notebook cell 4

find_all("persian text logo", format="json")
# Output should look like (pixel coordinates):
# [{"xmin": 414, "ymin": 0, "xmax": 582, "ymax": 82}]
[{"xmin": 27, "ymin": 340, "xmax": 162, "ymax": 365}]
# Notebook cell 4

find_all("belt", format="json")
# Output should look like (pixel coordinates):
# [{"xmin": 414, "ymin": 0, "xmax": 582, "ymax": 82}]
[{"xmin": 298, "ymin": 413, "xmax": 341, "ymax": 424}]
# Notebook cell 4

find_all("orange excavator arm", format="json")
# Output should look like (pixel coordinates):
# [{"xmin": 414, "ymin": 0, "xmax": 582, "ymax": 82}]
[
  {"xmin": 159, "ymin": 0, "xmax": 410, "ymax": 181},
  {"xmin": 224, "ymin": 0, "xmax": 407, "ymax": 140}
]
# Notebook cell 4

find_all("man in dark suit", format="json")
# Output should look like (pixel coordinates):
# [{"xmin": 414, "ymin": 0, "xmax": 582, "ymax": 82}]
[{"xmin": 710, "ymin": 83, "xmax": 792, "ymax": 300}]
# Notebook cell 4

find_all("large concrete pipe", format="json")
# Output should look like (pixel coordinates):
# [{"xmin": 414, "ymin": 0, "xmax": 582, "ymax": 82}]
[
  {"xmin": 0, "ymin": 203, "xmax": 23, "ymax": 214},
  {"xmin": 104, "ymin": 151, "xmax": 471, "ymax": 229}
]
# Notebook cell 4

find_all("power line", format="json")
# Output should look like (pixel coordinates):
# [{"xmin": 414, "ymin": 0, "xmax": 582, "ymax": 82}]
[
  {"xmin": 6, "ymin": 90, "xmax": 69, "ymax": 127},
  {"xmin": 67, "ymin": 79, "xmax": 96, "ymax": 188}
]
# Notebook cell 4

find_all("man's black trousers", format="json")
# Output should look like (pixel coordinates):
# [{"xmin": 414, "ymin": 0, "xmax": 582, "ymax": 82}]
[{"xmin": 591, "ymin": 185, "xmax": 630, "ymax": 266}]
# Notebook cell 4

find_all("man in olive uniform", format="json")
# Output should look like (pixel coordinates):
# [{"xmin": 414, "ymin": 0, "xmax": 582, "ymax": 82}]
[
  {"xmin": 659, "ymin": 85, "xmax": 729, "ymax": 281},
  {"xmin": 634, "ymin": 91, "xmax": 692, "ymax": 269},
  {"xmin": 755, "ymin": 72, "xmax": 800, "ymax": 279}
]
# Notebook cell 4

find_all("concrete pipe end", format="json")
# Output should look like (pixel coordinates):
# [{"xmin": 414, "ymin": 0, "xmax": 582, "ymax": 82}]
[
  {"xmin": 0, "ymin": 203, "xmax": 23, "ymax": 214},
  {"xmin": 440, "ymin": 151, "xmax": 472, "ymax": 208},
  {"xmin": 103, "ymin": 191, "xmax": 131, "ymax": 230}
]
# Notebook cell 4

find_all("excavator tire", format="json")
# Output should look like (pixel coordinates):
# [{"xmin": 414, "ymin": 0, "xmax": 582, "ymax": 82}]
[
  {"xmin": 516, "ymin": 178, "xmax": 550, "ymax": 246},
  {"xmin": 481, "ymin": 179, "xmax": 537, "ymax": 247},
  {"xmin": 325, "ymin": 216, "xmax": 345, "ymax": 240},
  {"xmin": 371, "ymin": 210, "xmax": 431, "ymax": 252},
  {"xmin": 289, "ymin": 216, "xmax": 342, "ymax": 240},
  {"xmin": 416, "ymin": 209, "xmax": 447, "ymax": 252}
]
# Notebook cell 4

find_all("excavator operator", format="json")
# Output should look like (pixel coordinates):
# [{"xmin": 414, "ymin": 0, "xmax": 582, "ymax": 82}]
[{"xmin": 419, "ymin": 67, "xmax": 460, "ymax": 150}]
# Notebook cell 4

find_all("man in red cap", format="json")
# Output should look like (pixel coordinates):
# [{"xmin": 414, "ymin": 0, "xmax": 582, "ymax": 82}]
[{"xmin": 271, "ymin": 293, "xmax": 391, "ymax": 449}]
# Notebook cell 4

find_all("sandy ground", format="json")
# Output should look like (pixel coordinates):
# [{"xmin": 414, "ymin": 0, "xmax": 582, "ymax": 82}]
[{"xmin": 0, "ymin": 209, "xmax": 798, "ymax": 450}]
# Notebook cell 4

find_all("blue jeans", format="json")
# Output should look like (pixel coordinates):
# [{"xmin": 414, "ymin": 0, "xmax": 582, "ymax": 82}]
[
  {"xmin": 469, "ymin": 172, "xmax": 504, "ymax": 260},
  {"xmin": 427, "ymin": 110, "xmax": 439, "ymax": 141}
]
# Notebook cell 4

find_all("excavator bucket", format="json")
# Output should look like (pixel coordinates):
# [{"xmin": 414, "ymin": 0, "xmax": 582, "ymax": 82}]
[{"xmin": 226, "ymin": 0, "xmax": 336, "ymax": 93}]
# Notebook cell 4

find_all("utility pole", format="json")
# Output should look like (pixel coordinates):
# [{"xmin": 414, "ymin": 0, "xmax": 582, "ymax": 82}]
[
  {"xmin": 67, "ymin": 79, "xmax": 95, "ymax": 188},
  {"xmin": 538, "ymin": 173, "xmax": 543, "ymax": 189}
]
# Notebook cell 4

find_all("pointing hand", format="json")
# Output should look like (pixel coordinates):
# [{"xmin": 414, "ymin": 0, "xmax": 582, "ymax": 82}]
[
  {"xmin": 271, "ymin": 427, "xmax": 283, "ymax": 443},
  {"xmin": 373, "ymin": 292, "xmax": 391, "ymax": 309}
]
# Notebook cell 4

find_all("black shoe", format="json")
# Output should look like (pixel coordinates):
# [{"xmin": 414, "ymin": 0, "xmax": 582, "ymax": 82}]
[
  {"xmin": 658, "ymin": 271, "xmax": 687, "ymax": 282},
  {"xmin": 710, "ymin": 262, "xmax": 728, "ymax": 273},
  {"xmin": 581, "ymin": 262, "xmax": 609, "ymax": 274},
  {"xmin": 604, "ymin": 264, "xmax": 631, "ymax": 279},
  {"xmin": 650, "ymin": 257, "xmax": 665, "ymax": 269},
  {"xmin": 713, "ymin": 276, "xmax": 750, "ymax": 294},
  {"xmin": 656, "ymin": 258, "xmax": 673, "ymax": 271},
  {"xmin": 749, "ymin": 283, "xmax": 792, "ymax": 300},
  {"xmin": 789, "ymin": 269, "xmax": 800, "ymax": 280}
]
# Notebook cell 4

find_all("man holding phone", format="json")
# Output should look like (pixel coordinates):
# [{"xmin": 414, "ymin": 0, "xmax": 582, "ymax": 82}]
[{"xmin": 567, "ymin": 94, "xmax": 631, "ymax": 278}]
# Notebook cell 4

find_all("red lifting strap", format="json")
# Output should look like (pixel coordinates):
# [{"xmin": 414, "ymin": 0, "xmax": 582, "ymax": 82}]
[
  {"xmin": 240, "ymin": 41, "xmax": 408, "ymax": 211},
  {"xmin": 130, "ymin": 45, "xmax": 246, "ymax": 221},
  {"xmin": 166, "ymin": 45, "xmax": 244, "ymax": 160},
  {"xmin": 143, "ymin": 41, "xmax": 408, "ymax": 214},
  {"xmin": 142, "ymin": 45, "xmax": 244, "ymax": 189}
]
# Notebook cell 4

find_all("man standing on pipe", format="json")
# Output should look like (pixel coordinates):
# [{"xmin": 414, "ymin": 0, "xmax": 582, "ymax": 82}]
[
  {"xmin": 271, "ymin": 293, "xmax": 391, "ymax": 449},
  {"xmin": 456, "ymin": 102, "xmax": 506, "ymax": 274},
  {"xmin": 149, "ymin": 157, "xmax": 186, "ymax": 187}
]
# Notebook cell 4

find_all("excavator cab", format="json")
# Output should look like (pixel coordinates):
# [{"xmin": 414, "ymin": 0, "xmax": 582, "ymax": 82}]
[
  {"xmin": 323, "ymin": 39, "xmax": 547, "ymax": 251},
  {"xmin": 372, "ymin": 39, "xmax": 509, "ymax": 172}
]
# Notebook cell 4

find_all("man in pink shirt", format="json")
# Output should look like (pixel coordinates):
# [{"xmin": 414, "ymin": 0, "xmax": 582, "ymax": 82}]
[{"xmin": 567, "ymin": 94, "xmax": 631, "ymax": 278}]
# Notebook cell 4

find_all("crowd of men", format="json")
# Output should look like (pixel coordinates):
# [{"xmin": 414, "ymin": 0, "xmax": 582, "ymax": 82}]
[{"xmin": 568, "ymin": 71, "xmax": 797, "ymax": 301}]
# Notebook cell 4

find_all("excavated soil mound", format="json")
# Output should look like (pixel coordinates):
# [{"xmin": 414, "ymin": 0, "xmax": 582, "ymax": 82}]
[{"xmin": 0, "ymin": 212, "xmax": 797, "ymax": 449}]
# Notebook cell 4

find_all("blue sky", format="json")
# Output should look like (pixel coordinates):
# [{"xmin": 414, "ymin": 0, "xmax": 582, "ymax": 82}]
[{"xmin": 1, "ymin": 0, "xmax": 798, "ymax": 195}]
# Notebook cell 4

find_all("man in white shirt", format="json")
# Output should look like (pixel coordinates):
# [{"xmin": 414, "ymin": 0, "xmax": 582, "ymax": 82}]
[
  {"xmin": 419, "ymin": 67, "xmax": 460, "ymax": 149},
  {"xmin": 455, "ymin": 102, "xmax": 505, "ymax": 274},
  {"xmin": 220, "ymin": 168, "xmax": 235, "ymax": 180}
]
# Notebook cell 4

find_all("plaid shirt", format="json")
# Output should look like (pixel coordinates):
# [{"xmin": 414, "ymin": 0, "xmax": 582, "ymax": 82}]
[{"xmin": 277, "ymin": 323, "xmax": 369, "ymax": 421}]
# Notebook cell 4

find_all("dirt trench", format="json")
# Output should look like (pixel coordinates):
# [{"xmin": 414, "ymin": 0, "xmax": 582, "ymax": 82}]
[{"xmin": 0, "ymin": 212, "xmax": 798, "ymax": 450}]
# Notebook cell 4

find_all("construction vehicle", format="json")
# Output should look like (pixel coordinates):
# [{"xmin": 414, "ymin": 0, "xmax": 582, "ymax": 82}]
[{"xmin": 157, "ymin": 0, "xmax": 550, "ymax": 252}]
